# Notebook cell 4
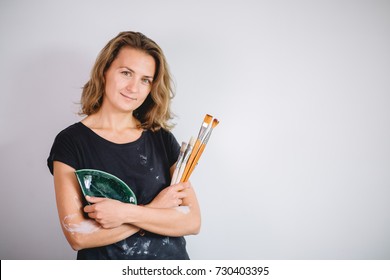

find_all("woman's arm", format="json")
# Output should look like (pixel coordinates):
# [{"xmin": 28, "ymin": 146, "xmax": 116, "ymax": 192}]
[
  {"xmin": 83, "ymin": 162, "xmax": 201, "ymax": 237},
  {"xmin": 53, "ymin": 161, "xmax": 139, "ymax": 251},
  {"xmin": 85, "ymin": 181, "xmax": 201, "ymax": 237},
  {"xmin": 130, "ymin": 183, "xmax": 201, "ymax": 236}
]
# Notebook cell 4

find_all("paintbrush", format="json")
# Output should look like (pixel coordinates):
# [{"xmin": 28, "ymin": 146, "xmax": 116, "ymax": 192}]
[
  {"xmin": 171, "ymin": 141, "xmax": 187, "ymax": 185},
  {"xmin": 180, "ymin": 114, "xmax": 213, "ymax": 182},
  {"xmin": 182, "ymin": 118, "xmax": 219, "ymax": 182},
  {"xmin": 174, "ymin": 136, "xmax": 196, "ymax": 184}
]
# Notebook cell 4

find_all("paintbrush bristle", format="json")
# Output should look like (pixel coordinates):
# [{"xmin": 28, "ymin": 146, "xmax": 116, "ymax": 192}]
[
  {"xmin": 204, "ymin": 114, "xmax": 213, "ymax": 125},
  {"xmin": 189, "ymin": 136, "xmax": 196, "ymax": 147},
  {"xmin": 180, "ymin": 142, "xmax": 187, "ymax": 152},
  {"xmin": 211, "ymin": 118, "xmax": 219, "ymax": 128}
]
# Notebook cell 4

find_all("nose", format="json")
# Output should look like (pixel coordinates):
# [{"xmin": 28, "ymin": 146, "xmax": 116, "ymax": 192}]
[{"xmin": 126, "ymin": 78, "xmax": 139, "ymax": 93}]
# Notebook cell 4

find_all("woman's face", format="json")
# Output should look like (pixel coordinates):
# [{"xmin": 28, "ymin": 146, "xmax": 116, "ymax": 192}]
[{"xmin": 103, "ymin": 47, "xmax": 156, "ymax": 114}]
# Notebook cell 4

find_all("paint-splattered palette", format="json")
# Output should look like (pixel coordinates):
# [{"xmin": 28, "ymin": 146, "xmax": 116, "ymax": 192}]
[{"xmin": 75, "ymin": 169, "xmax": 137, "ymax": 204}]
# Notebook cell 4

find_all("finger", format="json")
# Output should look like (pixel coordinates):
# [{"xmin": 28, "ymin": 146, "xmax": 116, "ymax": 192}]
[
  {"xmin": 177, "ymin": 191, "xmax": 188, "ymax": 199},
  {"xmin": 172, "ymin": 184, "xmax": 187, "ymax": 192},
  {"xmin": 87, "ymin": 212, "xmax": 96, "ymax": 219},
  {"xmin": 86, "ymin": 196, "xmax": 106, "ymax": 203},
  {"xmin": 83, "ymin": 205, "xmax": 94, "ymax": 213}
]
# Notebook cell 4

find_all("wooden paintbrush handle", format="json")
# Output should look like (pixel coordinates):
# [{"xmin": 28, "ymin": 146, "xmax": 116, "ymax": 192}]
[
  {"xmin": 182, "ymin": 142, "xmax": 206, "ymax": 182},
  {"xmin": 180, "ymin": 139, "xmax": 201, "ymax": 182}
]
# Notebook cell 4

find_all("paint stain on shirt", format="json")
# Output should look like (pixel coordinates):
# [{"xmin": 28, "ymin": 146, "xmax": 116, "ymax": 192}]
[{"xmin": 139, "ymin": 154, "xmax": 147, "ymax": 166}]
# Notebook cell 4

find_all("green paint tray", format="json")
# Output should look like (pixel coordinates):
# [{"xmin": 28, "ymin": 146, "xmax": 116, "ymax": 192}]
[{"xmin": 75, "ymin": 169, "xmax": 137, "ymax": 204}]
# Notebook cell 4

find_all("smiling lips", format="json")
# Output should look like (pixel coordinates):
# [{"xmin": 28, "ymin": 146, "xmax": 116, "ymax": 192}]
[{"xmin": 120, "ymin": 92, "xmax": 137, "ymax": 101}]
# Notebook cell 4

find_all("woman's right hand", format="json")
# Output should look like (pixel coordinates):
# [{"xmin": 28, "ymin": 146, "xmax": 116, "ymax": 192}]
[{"xmin": 147, "ymin": 182, "xmax": 190, "ymax": 208}]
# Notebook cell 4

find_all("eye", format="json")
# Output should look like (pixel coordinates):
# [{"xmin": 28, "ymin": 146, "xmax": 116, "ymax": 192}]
[
  {"xmin": 142, "ymin": 78, "xmax": 152, "ymax": 85},
  {"xmin": 121, "ymin": 71, "xmax": 132, "ymax": 77}
]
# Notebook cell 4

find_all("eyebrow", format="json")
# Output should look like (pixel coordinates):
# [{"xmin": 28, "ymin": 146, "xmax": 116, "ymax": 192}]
[{"xmin": 121, "ymin": 66, "xmax": 154, "ymax": 80}]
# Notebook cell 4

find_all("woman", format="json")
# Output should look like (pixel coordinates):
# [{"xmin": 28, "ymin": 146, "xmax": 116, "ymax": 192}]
[{"xmin": 47, "ymin": 31, "xmax": 201, "ymax": 259}]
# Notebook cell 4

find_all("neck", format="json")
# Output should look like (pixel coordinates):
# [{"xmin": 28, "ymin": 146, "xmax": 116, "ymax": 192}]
[{"xmin": 83, "ymin": 109, "xmax": 140, "ymax": 131}]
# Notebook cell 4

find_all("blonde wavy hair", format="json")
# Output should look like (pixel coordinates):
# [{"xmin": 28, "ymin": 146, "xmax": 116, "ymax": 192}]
[{"xmin": 80, "ymin": 31, "xmax": 175, "ymax": 131}]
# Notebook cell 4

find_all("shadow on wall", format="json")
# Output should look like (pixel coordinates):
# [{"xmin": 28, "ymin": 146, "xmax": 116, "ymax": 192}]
[{"xmin": 0, "ymin": 47, "xmax": 91, "ymax": 259}]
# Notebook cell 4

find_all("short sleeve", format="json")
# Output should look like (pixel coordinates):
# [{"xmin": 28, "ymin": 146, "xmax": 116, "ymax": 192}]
[
  {"xmin": 161, "ymin": 129, "xmax": 181, "ymax": 167},
  {"xmin": 47, "ymin": 129, "xmax": 80, "ymax": 175}
]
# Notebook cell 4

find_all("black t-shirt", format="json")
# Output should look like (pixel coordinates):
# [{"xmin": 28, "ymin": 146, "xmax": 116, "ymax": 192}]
[{"xmin": 47, "ymin": 122, "xmax": 189, "ymax": 260}]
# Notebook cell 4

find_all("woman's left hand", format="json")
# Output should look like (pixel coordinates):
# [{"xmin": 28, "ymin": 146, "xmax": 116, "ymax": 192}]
[
  {"xmin": 84, "ymin": 196, "xmax": 132, "ymax": 229},
  {"xmin": 147, "ymin": 182, "xmax": 190, "ymax": 209}
]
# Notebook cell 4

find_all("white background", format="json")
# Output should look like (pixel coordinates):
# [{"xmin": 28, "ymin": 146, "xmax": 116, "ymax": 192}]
[{"xmin": 0, "ymin": 0, "xmax": 389, "ymax": 259}]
